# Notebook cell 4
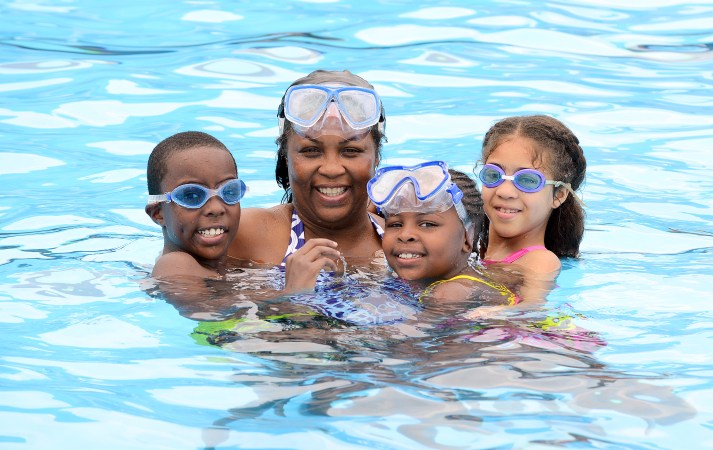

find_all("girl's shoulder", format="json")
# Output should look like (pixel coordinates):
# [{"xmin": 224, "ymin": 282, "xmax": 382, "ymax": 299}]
[
  {"xmin": 515, "ymin": 247, "xmax": 562, "ymax": 274},
  {"xmin": 425, "ymin": 272, "xmax": 518, "ymax": 305}
]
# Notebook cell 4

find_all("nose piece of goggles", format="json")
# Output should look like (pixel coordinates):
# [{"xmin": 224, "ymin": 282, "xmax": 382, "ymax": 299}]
[
  {"xmin": 278, "ymin": 84, "xmax": 384, "ymax": 138},
  {"xmin": 478, "ymin": 164, "xmax": 585, "ymax": 205},
  {"xmin": 147, "ymin": 178, "xmax": 247, "ymax": 209},
  {"xmin": 367, "ymin": 161, "xmax": 473, "ymax": 233}
]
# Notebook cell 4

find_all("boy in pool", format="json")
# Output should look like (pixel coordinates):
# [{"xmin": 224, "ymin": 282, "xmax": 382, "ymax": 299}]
[
  {"xmin": 368, "ymin": 161, "xmax": 517, "ymax": 304},
  {"xmin": 145, "ymin": 131, "xmax": 340, "ymax": 289},
  {"xmin": 145, "ymin": 131, "xmax": 247, "ymax": 279}
]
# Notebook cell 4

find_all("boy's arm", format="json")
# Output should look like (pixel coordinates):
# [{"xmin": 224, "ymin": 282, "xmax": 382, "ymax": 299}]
[
  {"xmin": 152, "ymin": 251, "xmax": 221, "ymax": 280},
  {"xmin": 148, "ymin": 252, "xmax": 230, "ymax": 320}
]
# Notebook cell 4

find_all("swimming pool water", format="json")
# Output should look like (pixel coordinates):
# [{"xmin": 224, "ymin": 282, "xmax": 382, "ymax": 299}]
[{"xmin": 1, "ymin": 1, "xmax": 712, "ymax": 449}]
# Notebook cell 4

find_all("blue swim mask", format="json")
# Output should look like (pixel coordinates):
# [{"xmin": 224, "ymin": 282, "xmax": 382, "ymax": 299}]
[
  {"xmin": 367, "ymin": 161, "xmax": 473, "ymax": 233},
  {"xmin": 147, "ymin": 178, "xmax": 247, "ymax": 209},
  {"xmin": 278, "ymin": 84, "xmax": 384, "ymax": 139}
]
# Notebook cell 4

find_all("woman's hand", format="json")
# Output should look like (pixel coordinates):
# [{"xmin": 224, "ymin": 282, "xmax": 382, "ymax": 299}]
[{"xmin": 283, "ymin": 238, "xmax": 341, "ymax": 293}]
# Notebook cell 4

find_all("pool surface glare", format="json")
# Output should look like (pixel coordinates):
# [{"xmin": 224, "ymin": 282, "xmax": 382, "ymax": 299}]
[{"xmin": 1, "ymin": 1, "xmax": 712, "ymax": 449}]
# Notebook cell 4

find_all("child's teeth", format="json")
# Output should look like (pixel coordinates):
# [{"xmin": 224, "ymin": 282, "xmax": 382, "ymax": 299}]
[
  {"xmin": 399, "ymin": 253, "xmax": 420, "ymax": 259},
  {"xmin": 199, "ymin": 228, "xmax": 224, "ymax": 237}
]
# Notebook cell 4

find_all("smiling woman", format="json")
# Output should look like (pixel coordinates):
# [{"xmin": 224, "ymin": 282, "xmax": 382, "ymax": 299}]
[{"xmin": 228, "ymin": 70, "xmax": 388, "ymax": 268}]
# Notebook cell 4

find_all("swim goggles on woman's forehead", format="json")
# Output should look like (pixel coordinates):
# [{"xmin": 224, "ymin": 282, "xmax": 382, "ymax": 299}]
[
  {"xmin": 147, "ymin": 178, "xmax": 247, "ymax": 209},
  {"xmin": 278, "ymin": 84, "xmax": 384, "ymax": 138},
  {"xmin": 478, "ymin": 164, "xmax": 567, "ymax": 193}
]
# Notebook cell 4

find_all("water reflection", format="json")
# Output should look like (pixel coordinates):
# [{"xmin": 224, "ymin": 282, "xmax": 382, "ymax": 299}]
[
  {"xmin": 143, "ymin": 261, "xmax": 695, "ymax": 447},
  {"xmin": 188, "ymin": 296, "xmax": 693, "ymax": 448}
]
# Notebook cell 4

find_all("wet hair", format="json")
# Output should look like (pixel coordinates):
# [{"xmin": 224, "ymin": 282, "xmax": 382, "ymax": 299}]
[
  {"xmin": 448, "ymin": 169, "xmax": 484, "ymax": 243},
  {"xmin": 477, "ymin": 115, "xmax": 586, "ymax": 258},
  {"xmin": 274, "ymin": 70, "xmax": 387, "ymax": 203},
  {"xmin": 146, "ymin": 131, "xmax": 236, "ymax": 195}
]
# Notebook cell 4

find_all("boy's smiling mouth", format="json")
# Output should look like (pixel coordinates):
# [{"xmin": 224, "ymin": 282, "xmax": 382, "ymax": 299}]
[{"xmin": 198, "ymin": 227, "xmax": 226, "ymax": 237}]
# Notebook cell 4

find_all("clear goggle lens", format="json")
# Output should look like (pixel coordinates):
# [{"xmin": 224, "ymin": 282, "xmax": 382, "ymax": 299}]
[
  {"xmin": 148, "ymin": 178, "xmax": 247, "ymax": 209},
  {"xmin": 368, "ymin": 161, "xmax": 464, "ymax": 214},
  {"xmin": 281, "ymin": 85, "xmax": 382, "ymax": 138}
]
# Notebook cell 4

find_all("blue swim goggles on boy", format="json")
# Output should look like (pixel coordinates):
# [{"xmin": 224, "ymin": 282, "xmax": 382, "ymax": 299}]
[
  {"xmin": 278, "ymin": 84, "xmax": 385, "ymax": 138},
  {"xmin": 147, "ymin": 179, "xmax": 247, "ymax": 209},
  {"xmin": 367, "ymin": 161, "xmax": 473, "ymax": 233}
]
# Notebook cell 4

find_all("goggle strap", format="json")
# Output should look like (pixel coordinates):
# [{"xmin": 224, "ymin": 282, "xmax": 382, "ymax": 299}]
[
  {"xmin": 454, "ymin": 200, "xmax": 474, "ymax": 242},
  {"xmin": 147, "ymin": 194, "xmax": 168, "ymax": 205},
  {"xmin": 549, "ymin": 181, "xmax": 586, "ymax": 207},
  {"xmin": 561, "ymin": 183, "xmax": 586, "ymax": 207}
]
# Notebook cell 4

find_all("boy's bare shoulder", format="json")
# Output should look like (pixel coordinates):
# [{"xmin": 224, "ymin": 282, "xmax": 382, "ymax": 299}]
[{"xmin": 152, "ymin": 251, "xmax": 220, "ymax": 279}]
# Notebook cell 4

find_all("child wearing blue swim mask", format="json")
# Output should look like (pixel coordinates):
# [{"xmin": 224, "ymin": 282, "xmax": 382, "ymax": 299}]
[
  {"xmin": 146, "ymin": 131, "xmax": 339, "ymax": 292},
  {"xmin": 368, "ymin": 161, "xmax": 517, "ymax": 305}
]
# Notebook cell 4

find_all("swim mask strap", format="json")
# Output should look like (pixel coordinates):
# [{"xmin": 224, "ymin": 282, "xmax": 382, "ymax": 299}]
[{"xmin": 453, "ymin": 199, "xmax": 474, "ymax": 244}]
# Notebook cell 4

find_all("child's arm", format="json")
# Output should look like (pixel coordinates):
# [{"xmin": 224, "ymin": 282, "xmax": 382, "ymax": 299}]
[
  {"xmin": 283, "ymin": 238, "xmax": 341, "ymax": 293},
  {"xmin": 152, "ymin": 251, "xmax": 222, "ymax": 279}
]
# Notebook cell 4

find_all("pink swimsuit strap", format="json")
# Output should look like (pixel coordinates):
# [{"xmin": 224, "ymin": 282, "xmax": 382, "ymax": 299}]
[{"xmin": 483, "ymin": 245, "xmax": 547, "ymax": 265}]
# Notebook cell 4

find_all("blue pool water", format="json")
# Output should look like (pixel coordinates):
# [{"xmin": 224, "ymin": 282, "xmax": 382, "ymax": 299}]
[{"xmin": 1, "ymin": 1, "xmax": 712, "ymax": 448}]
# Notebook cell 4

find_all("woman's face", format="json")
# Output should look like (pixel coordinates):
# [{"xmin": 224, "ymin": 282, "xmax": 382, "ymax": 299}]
[{"xmin": 286, "ymin": 131, "xmax": 378, "ymax": 228}]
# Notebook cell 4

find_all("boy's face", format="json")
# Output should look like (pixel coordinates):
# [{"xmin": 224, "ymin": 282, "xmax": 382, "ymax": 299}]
[
  {"xmin": 382, "ymin": 207, "xmax": 472, "ymax": 281},
  {"xmin": 146, "ymin": 145, "xmax": 240, "ymax": 269}
]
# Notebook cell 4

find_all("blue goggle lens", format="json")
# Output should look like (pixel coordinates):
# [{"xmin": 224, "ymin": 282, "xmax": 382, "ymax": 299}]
[
  {"xmin": 479, "ymin": 165, "xmax": 546, "ymax": 193},
  {"xmin": 170, "ymin": 179, "xmax": 246, "ymax": 208}
]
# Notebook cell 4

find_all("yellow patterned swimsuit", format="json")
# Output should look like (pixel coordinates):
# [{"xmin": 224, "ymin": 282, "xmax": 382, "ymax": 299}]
[{"xmin": 419, "ymin": 274, "xmax": 519, "ymax": 305}]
